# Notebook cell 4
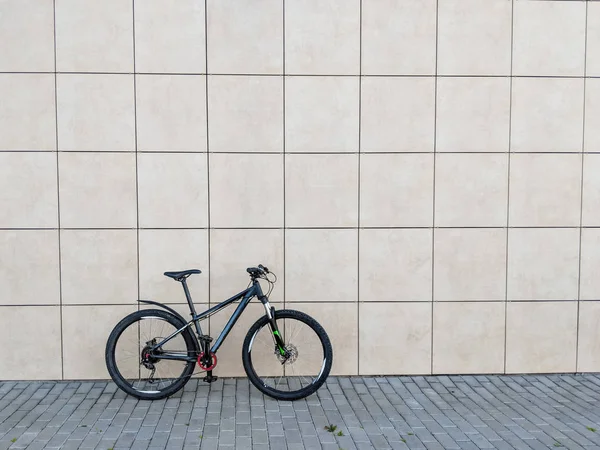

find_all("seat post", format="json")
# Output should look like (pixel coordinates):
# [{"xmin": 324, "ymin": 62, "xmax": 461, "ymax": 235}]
[
  {"xmin": 180, "ymin": 277, "xmax": 198, "ymax": 317},
  {"xmin": 180, "ymin": 277, "xmax": 205, "ymax": 337}
]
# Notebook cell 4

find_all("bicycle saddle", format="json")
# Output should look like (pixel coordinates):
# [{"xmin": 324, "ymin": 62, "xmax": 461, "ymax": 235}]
[{"xmin": 164, "ymin": 269, "xmax": 201, "ymax": 280}]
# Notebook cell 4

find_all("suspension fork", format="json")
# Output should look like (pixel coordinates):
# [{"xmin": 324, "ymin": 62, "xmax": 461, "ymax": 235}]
[{"xmin": 259, "ymin": 295, "xmax": 287, "ymax": 356}]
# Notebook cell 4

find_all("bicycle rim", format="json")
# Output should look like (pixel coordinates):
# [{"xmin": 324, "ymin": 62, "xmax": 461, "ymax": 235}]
[
  {"xmin": 247, "ymin": 316, "xmax": 327, "ymax": 394},
  {"xmin": 113, "ymin": 316, "xmax": 193, "ymax": 394}
]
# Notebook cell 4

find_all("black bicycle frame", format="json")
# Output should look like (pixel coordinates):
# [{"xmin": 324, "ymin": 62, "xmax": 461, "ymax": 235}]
[{"xmin": 147, "ymin": 278, "xmax": 281, "ymax": 363}]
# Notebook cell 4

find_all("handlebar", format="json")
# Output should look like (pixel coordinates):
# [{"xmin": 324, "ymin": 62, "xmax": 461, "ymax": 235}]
[{"xmin": 246, "ymin": 264, "xmax": 270, "ymax": 278}]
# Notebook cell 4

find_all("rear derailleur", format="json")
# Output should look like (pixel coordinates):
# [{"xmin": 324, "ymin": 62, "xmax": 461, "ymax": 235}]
[{"xmin": 141, "ymin": 339, "xmax": 160, "ymax": 384}]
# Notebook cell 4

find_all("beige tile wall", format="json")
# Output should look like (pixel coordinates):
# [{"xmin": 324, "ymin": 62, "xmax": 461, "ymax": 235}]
[{"xmin": 0, "ymin": 0, "xmax": 598, "ymax": 380}]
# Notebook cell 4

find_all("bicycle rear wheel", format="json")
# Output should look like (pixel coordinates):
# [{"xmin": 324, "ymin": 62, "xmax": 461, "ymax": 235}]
[
  {"xmin": 105, "ymin": 309, "xmax": 197, "ymax": 400},
  {"xmin": 242, "ymin": 309, "xmax": 333, "ymax": 401}
]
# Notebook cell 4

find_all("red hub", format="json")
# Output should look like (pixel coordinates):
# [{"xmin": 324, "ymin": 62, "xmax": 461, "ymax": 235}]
[{"xmin": 197, "ymin": 352, "xmax": 217, "ymax": 371}]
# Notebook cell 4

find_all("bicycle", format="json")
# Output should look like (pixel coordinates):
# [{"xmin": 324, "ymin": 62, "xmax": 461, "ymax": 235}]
[{"xmin": 105, "ymin": 264, "xmax": 333, "ymax": 401}]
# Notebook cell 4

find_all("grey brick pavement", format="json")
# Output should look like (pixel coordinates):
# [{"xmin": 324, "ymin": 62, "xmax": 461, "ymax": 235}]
[{"xmin": 0, "ymin": 375, "xmax": 599, "ymax": 450}]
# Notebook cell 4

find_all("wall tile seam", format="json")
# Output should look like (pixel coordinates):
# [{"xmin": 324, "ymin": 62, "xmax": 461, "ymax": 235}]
[
  {"xmin": 2, "ymin": 151, "xmax": 600, "ymax": 155},
  {"xmin": 504, "ymin": 0, "xmax": 516, "ymax": 375},
  {"xmin": 575, "ymin": 0, "xmax": 590, "ymax": 372},
  {"xmin": 2, "ymin": 226, "xmax": 598, "ymax": 230},
  {"xmin": 2, "ymin": 72, "xmax": 600, "ymax": 78},
  {"xmin": 2, "ymin": 299, "xmax": 599, "ymax": 308},
  {"xmin": 51, "ymin": 0, "xmax": 64, "ymax": 381},
  {"xmin": 430, "ymin": 0, "xmax": 440, "ymax": 375}
]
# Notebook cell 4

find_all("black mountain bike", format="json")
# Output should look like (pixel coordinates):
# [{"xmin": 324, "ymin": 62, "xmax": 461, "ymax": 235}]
[{"xmin": 105, "ymin": 265, "xmax": 333, "ymax": 401}]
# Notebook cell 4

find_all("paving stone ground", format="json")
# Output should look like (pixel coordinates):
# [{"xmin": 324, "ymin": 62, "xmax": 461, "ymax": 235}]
[{"xmin": 0, "ymin": 375, "xmax": 600, "ymax": 450}]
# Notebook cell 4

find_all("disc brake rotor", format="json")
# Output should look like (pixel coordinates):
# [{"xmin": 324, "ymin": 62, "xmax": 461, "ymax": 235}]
[{"xmin": 276, "ymin": 344, "xmax": 299, "ymax": 364}]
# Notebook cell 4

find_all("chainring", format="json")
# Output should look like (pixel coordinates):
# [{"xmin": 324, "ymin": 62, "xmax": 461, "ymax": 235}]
[{"xmin": 197, "ymin": 352, "xmax": 217, "ymax": 371}]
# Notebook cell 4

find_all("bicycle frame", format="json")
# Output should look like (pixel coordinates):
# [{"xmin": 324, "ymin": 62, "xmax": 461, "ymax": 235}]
[{"xmin": 145, "ymin": 279, "xmax": 277, "ymax": 363}]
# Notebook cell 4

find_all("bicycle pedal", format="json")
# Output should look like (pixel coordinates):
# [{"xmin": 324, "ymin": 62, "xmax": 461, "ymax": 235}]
[{"xmin": 203, "ymin": 371, "xmax": 218, "ymax": 383}]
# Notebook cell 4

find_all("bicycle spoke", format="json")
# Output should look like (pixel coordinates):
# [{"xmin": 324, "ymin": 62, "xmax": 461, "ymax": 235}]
[
  {"xmin": 290, "ymin": 361, "xmax": 311, "ymax": 386},
  {"xmin": 289, "ymin": 321, "xmax": 310, "ymax": 347},
  {"xmin": 113, "ymin": 315, "xmax": 192, "ymax": 395},
  {"xmin": 248, "ymin": 315, "xmax": 326, "ymax": 395},
  {"xmin": 287, "ymin": 319, "xmax": 302, "ymax": 344},
  {"xmin": 255, "ymin": 333, "xmax": 273, "ymax": 352}
]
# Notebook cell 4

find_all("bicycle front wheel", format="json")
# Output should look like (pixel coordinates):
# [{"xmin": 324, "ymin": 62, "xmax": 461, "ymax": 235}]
[{"xmin": 242, "ymin": 309, "xmax": 333, "ymax": 401}]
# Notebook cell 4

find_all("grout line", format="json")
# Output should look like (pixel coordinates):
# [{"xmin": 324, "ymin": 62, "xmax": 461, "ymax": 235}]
[
  {"xmin": 205, "ymin": 0, "xmax": 211, "ymax": 336},
  {"xmin": 431, "ymin": 0, "xmax": 439, "ymax": 376},
  {"xmin": 357, "ymin": 0, "xmax": 362, "ymax": 376},
  {"xmin": 576, "ymin": 0, "xmax": 589, "ymax": 373},
  {"xmin": 1, "ymin": 149, "xmax": 596, "ymax": 155},
  {"xmin": 4, "ymin": 71, "xmax": 600, "ymax": 79},
  {"xmin": 132, "ymin": 0, "xmax": 142, "ymax": 381},
  {"xmin": 132, "ymin": 0, "xmax": 141, "ymax": 324},
  {"xmin": 2, "ymin": 299, "xmax": 592, "ymax": 308},
  {"xmin": 52, "ymin": 0, "xmax": 64, "ymax": 381},
  {"xmin": 504, "ymin": 0, "xmax": 516, "ymax": 375},
  {"xmin": 3, "ymin": 225, "xmax": 595, "ymax": 231},
  {"xmin": 282, "ymin": 0, "xmax": 286, "ymax": 376},
  {"xmin": 283, "ymin": 0, "xmax": 286, "ymax": 315}
]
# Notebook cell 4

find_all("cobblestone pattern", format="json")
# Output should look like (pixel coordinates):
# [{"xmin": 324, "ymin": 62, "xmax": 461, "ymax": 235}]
[{"xmin": 0, "ymin": 375, "xmax": 599, "ymax": 450}]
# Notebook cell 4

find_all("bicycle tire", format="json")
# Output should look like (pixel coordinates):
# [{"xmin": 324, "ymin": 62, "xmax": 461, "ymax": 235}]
[
  {"xmin": 242, "ymin": 309, "xmax": 333, "ymax": 401},
  {"xmin": 105, "ymin": 309, "xmax": 197, "ymax": 400}
]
